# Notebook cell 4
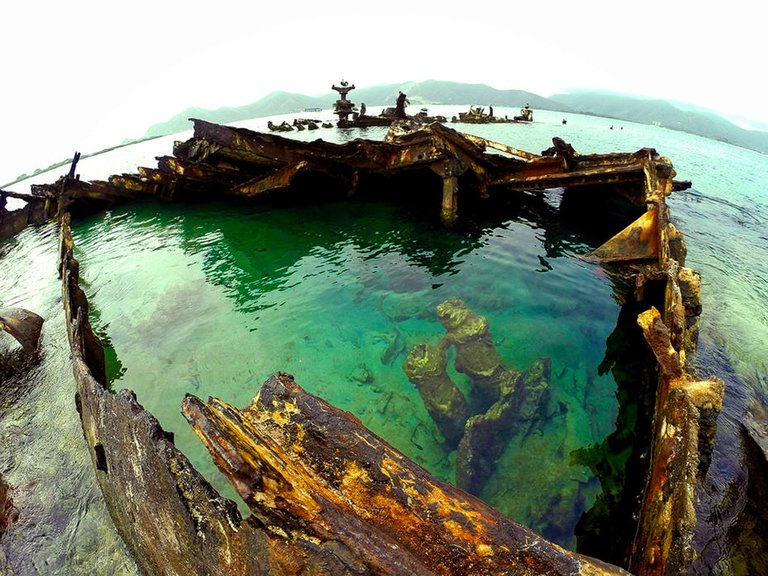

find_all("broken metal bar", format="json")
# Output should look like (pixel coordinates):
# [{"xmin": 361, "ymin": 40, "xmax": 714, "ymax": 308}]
[
  {"xmin": 230, "ymin": 161, "xmax": 310, "ymax": 196},
  {"xmin": 461, "ymin": 133, "xmax": 540, "ymax": 160}
]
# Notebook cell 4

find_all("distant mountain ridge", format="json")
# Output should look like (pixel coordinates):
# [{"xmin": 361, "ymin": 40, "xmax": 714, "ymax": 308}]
[
  {"xmin": 549, "ymin": 90, "xmax": 768, "ymax": 154},
  {"xmin": 139, "ymin": 81, "xmax": 768, "ymax": 155},
  {"xmin": 140, "ymin": 81, "xmax": 557, "ymax": 139}
]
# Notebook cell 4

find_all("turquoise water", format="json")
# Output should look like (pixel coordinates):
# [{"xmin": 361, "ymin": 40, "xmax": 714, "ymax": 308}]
[
  {"xmin": 3, "ymin": 107, "xmax": 767, "ymax": 570},
  {"xmin": 72, "ymin": 194, "xmax": 620, "ymax": 549}
]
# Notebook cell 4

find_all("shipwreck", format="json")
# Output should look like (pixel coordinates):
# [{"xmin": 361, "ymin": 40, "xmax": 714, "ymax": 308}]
[
  {"xmin": 1, "ymin": 118, "xmax": 727, "ymax": 575},
  {"xmin": 453, "ymin": 104, "xmax": 533, "ymax": 124}
]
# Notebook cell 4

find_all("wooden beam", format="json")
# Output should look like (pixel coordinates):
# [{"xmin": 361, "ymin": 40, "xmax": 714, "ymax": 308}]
[{"xmin": 182, "ymin": 373, "xmax": 630, "ymax": 576}]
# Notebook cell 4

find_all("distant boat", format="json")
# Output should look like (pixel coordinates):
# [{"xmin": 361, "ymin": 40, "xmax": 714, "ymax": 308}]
[{"xmin": 304, "ymin": 107, "xmax": 322, "ymax": 112}]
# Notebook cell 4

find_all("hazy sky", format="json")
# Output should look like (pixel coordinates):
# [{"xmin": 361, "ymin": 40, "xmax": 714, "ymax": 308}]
[{"xmin": 1, "ymin": 0, "xmax": 764, "ymax": 185}]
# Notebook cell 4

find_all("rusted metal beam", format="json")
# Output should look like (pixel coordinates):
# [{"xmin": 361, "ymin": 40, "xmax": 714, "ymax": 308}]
[
  {"xmin": 631, "ymin": 306, "xmax": 724, "ymax": 576},
  {"xmin": 461, "ymin": 133, "xmax": 540, "ymax": 161},
  {"xmin": 492, "ymin": 162, "xmax": 646, "ymax": 192},
  {"xmin": 231, "ymin": 161, "xmax": 309, "ymax": 196},
  {"xmin": 1, "ymin": 190, "xmax": 44, "ymax": 202},
  {"xmin": 590, "ymin": 204, "xmax": 661, "ymax": 262},
  {"xmin": 1, "ymin": 189, "xmax": 56, "ymax": 241}
]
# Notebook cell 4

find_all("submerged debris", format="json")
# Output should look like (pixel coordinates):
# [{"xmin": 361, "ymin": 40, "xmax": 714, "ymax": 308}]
[
  {"xmin": 436, "ymin": 298, "xmax": 520, "ymax": 407},
  {"xmin": 404, "ymin": 299, "xmax": 552, "ymax": 495},
  {"xmin": 403, "ymin": 342, "xmax": 470, "ymax": 446}
]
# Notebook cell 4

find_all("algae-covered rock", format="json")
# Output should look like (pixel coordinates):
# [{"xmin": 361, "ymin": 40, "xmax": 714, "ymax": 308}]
[
  {"xmin": 456, "ymin": 358, "xmax": 551, "ymax": 495},
  {"xmin": 436, "ymin": 298, "xmax": 506, "ymax": 405},
  {"xmin": 517, "ymin": 357, "xmax": 552, "ymax": 424},
  {"xmin": 456, "ymin": 388, "xmax": 520, "ymax": 494},
  {"xmin": 403, "ymin": 343, "xmax": 469, "ymax": 446}
]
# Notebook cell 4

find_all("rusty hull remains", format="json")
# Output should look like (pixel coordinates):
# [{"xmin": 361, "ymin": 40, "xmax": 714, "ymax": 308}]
[{"xmin": 9, "ymin": 120, "xmax": 723, "ymax": 575}]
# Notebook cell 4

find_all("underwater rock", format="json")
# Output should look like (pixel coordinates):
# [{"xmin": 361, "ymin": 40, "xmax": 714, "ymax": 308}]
[
  {"xmin": 379, "ymin": 327, "xmax": 405, "ymax": 366},
  {"xmin": 379, "ymin": 293, "xmax": 432, "ymax": 323},
  {"xmin": 455, "ymin": 358, "xmax": 551, "ymax": 495},
  {"xmin": 267, "ymin": 120, "xmax": 294, "ymax": 132},
  {"xmin": 455, "ymin": 391, "xmax": 518, "ymax": 495},
  {"xmin": 435, "ymin": 298, "xmax": 514, "ymax": 407},
  {"xmin": 516, "ymin": 358, "xmax": 553, "ymax": 425},
  {"xmin": 402, "ymin": 343, "xmax": 469, "ymax": 446},
  {"xmin": 348, "ymin": 363, "xmax": 373, "ymax": 385},
  {"xmin": 719, "ymin": 401, "xmax": 768, "ymax": 574}
]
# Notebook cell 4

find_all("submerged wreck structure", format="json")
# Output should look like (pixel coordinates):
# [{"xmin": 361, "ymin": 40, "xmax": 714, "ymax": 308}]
[
  {"xmin": 2, "ymin": 119, "xmax": 727, "ymax": 575},
  {"xmin": 453, "ymin": 104, "xmax": 533, "ymax": 124}
]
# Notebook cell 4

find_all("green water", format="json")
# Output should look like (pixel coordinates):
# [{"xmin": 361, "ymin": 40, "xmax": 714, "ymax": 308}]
[{"xmin": 72, "ymin": 194, "xmax": 621, "ymax": 549}]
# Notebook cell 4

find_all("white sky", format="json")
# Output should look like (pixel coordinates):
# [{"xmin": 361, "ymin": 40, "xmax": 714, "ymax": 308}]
[{"xmin": 1, "ymin": 0, "xmax": 764, "ymax": 185}]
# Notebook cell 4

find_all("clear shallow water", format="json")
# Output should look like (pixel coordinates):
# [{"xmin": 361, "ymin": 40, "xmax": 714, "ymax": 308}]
[
  {"xmin": 3, "ymin": 107, "xmax": 768, "ymax": 570},
  {"xmin": 72, "ymin": 196, "xmax": 620, "ymax": 549},
  {"xmin": 0, "ymin": 225, "xmax": 137, "ymax": 575}
]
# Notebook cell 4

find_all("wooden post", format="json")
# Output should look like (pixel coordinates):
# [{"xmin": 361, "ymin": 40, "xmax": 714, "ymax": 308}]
[
  {"xmin": 440, "ymin": 175, "xmax": 458, "ymax": 224},
  {"xmin": 430, "ymin": 159, "xmax": 464, "ymax": 225},
  {"xmin": 56, "ymin": 152, "xmax": 81, "ymax": 221}
]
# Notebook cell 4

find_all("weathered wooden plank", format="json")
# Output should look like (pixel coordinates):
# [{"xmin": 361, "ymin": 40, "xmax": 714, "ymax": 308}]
[
  {"xmin": 183, "ymin": 372, "xmax": 630, "ymax": 576},
  {"xmin": 630, "ymin": 306, "xmax": 724, "ymax": 576}
]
